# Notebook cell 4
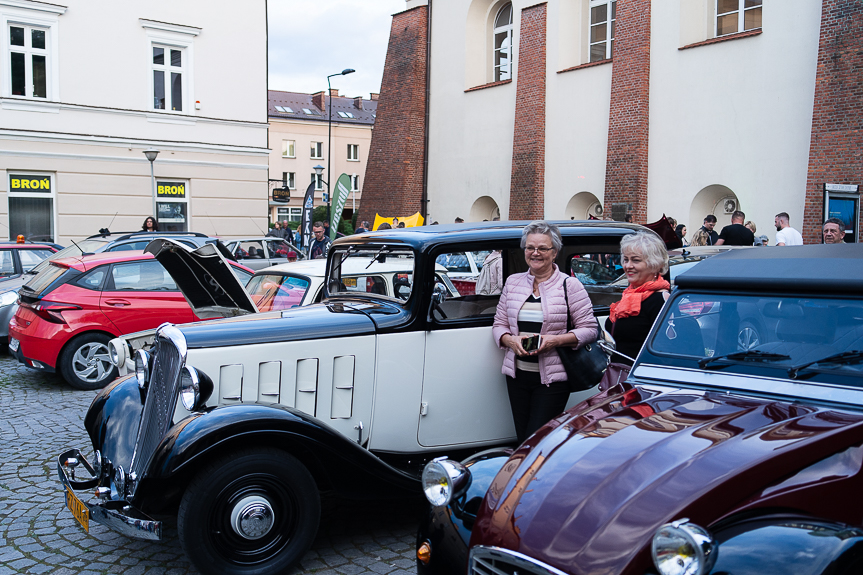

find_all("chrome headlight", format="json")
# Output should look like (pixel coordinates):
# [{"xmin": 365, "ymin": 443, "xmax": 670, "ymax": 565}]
[
  {"xmin": 134, "ymin": 350, "xmax": 151, "ymax": 389},
  {"xmin": 422, "ymin": 457, "xmax": 470, "ymax": 507},
  {"xmin": 0, "ymin": 289, "xmax": 19, "ymax": 307},
  {"xmin": 180, "ymin": 365, "xmax": 214, "ymax": 411},
  {"xmin": 652, "ymin": 519, "xmax": 717, "ymax": 575},
  {"xmin": 109, "ymin": 339, "xmax": 126, "ymax": 367}
]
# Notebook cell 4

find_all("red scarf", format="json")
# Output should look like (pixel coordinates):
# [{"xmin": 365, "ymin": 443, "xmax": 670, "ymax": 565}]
[{"xmin": 608, "ymin": 279, "xmax": 670, "ymax": 323}]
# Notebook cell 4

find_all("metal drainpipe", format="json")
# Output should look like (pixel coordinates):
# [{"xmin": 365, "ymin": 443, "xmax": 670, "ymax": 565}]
[{"xmin": 420, "ymin": 0, "xmax": 432, "ymax": 223}]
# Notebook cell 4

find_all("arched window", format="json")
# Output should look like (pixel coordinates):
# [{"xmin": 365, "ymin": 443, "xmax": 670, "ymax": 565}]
[{"xmin": 493, "ymin": 4, "xmax": 513, "ymax": 81}]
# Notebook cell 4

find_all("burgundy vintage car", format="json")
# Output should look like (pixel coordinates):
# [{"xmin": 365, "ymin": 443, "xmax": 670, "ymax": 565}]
[{"xmin": 417, "ymin": 244, "xmax": 863, "ymax": 575}]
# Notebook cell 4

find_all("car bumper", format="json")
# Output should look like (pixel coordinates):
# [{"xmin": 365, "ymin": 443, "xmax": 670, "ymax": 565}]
[
  {"xmin": 56, "ymin": 448, "xmax": 162, "ymax": 541},
  {"xmin": 10, "ymin": 336, "xmax": 56, "ymax": 372},
  {"xmin": 8, "ymin": 316, "xmax": 65, "ymax": 370}
]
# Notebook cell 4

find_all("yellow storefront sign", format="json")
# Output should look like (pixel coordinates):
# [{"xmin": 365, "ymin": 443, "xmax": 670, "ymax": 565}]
[
  {"xmin": 9, "ymin": 176, "xmax": 51, "ymax": 192},
  {"xmin": 157, "ymin": 182, "xmax": 186, "ymax": 198}
]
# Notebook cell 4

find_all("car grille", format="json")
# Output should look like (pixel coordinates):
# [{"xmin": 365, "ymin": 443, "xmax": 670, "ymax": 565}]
[
  {"xmin": 470, "ymin": 546, "xmax": 568, "ymax": 575},
  {"xmin": 128, "ymin": 325, "xmax": 186, "ymax": 496}
]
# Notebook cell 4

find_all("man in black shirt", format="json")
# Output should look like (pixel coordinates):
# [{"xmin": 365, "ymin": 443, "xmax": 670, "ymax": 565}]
[{"xmin": 715, "ymin": 210, "xmax": 755, "ymax": 246}]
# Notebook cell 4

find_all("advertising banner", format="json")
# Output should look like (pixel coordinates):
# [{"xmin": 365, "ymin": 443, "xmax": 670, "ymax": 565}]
[
  {"xmin": 9, "ymin": 175, "xmax": 51, "ymax": 192},
  {"xmin": 157, "ymin": 182, "xmax": 186, "ymax": 198},
  {"xmin": 330, "ymin": 174, "xmax": 352, "ymax": 241},
  {"xmin": 300, "ymin": 179, "xmax": 316, "ymax": 250}
]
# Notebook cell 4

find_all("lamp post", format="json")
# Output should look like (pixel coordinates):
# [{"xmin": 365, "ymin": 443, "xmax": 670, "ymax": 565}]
[
  {"xmin": 143, "ymin": 149, "xmax": 160, "ymax": 219},
  {"xmin": 326, "ymin": 68, "xmax": 355, "ymax": 228}
]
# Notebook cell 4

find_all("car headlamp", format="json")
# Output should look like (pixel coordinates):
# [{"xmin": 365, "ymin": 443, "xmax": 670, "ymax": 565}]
[
  {"xmin": 652, "ymin": 519, "xmax": 717, "ymax": 575},
  {"xmin": 180, "ymin": 365, "xmax": 213, "ymax": 411},
  {"xmin": 109, "ymin": 339, "xmax": 126, "ymax": 367},
  {"xmin": 0, "ymin": 289, "xmax": 19, "ymax": 307},
  {"xmin": 421, "ymin": 457, "xmax": 470, "ymax": 507},
  {"xmin": 134, "ymin": 350, "xmax": 151, "ymax": 390}
]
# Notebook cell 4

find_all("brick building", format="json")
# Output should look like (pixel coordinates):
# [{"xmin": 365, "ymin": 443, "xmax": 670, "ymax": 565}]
[
  {"xmin": 362, "ymin": 0, "xmax": 862, "ymax": 244},
  {"xmin": 268, "ymin": 90, "xmax": 376, "ymax": 226}
]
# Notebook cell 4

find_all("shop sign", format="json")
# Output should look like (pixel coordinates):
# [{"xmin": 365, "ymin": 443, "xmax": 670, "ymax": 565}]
[
  {"xmin": 157, "ymin": 182, "xmax": 186, "ymax": 198},
  {"xmin": 9, "ymin": 175, "xmax": 51, "ymax": 192},
  {"xmin": 272, "ymin": 187, "xmax": 290, "ymax": 202}
]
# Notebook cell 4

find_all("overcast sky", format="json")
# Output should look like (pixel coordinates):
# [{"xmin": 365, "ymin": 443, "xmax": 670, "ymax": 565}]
[{"xmin": 268, "ymin": 0, "xmax": 407, "ymax": 98}]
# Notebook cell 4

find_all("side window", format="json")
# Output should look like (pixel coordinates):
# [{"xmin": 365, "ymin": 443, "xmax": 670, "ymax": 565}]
[
  {"xmin": 75, "ymin": 268, "xmax": 106, "ymax": 290},
  {"xmin": 266, "ymin": 240, "xmax": 290, "ymax": 259},
  {"xmin": 231, "ymin": 265, "xmax": 253, "ymax": 286},
  {"xmin": 236, "ymin": 241, "xmax": 265, "ymax": 259},
  {"xmin": 0, "ymin": 251, "xmax": 15, "ymax": 276},
  {"xmin": 246, "ymin": 274, "xmax": 310, "ymax": 311},
  {"xmin": 567, "ymin": 253, "xmax": 622, "ymax": 285},
  {"xmin": 430, "ymin": 249, "xmax": 508, "ymax": 323},
  {"xmin": 107, "ymin": 241, "xmax": 149, "ymax": 252},
  {"xmin": 19, "ymin": 249, "xmax": 54, "ymax": 271},
  {"xmin": 110, "ymin": 261, "xmax": 176, "ymax": 291}
]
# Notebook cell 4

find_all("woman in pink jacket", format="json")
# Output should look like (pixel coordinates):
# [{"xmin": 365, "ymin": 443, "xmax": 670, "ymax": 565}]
[{"xmin": 492, "ymin": 221, "xmax": 598, "ymax": 443}]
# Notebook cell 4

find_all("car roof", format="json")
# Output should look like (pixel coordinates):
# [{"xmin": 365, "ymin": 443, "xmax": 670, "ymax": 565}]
[
  {"xmin": 0, "ymin": 242, "xmax": 57, "ymax": 249},
  {"xmin": 255, "ymin": 258, "xmax": 435, "ymax": 277},
  {"xmin": 226, "ymin": 237, "xmax": 293, "ymax": 243},
  {"xmin": 86, "ymin": 231, "xmax": 211, "ymax": 241},
  {"xmin": 674, "ymin": 244, "xmax": 863, "ymax": 293},
  {"xmin": 334, "ymin": 220, "xmax": 640, "ymax": 252},
  {"xmin": 51, "ymin": 250, "xmax": 155, "ymax": 270}
]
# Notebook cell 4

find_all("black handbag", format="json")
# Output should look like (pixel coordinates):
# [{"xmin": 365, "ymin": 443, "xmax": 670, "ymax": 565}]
[{"xmin": 558, "ymin": 278, "xmax": 609, "ymax": 392}]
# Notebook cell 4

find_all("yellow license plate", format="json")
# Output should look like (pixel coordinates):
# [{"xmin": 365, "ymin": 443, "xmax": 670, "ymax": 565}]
[
  {"xmin": 65, "ymin": 487, "xmax": 89, "ymax": 532},
  {"xmin": 343, "ymin": 278, "xmax": 357, "ymax": 287}
]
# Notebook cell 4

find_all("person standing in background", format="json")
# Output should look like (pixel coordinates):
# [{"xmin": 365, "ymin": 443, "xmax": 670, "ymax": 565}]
[
  {"xmin": 715, "ymin": 211, "xmax": 754, "ymax": 246},
  {"xmin": 774, "ymin": 212, "xmax": 803, "ymax": 246},
  {"xmin": 699, "ymin": 215, "xmax": 719, "ymax": 245},
  {"xmin": 141, "ymin": 216, "xmax": 158, "ymax": 232},
  {"xmin": 823, "ymin": 218, "xmax": 846, "ymax": 244}
]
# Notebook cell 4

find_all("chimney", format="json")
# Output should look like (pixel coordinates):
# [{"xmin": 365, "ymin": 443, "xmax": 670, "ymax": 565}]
[
  {"xmin": 311, "ymin": 91, "xmax": 325, "ymax": 113},
  {"xmin": 329, "ymin": 88, "xmax": 339, "ymax": 97},
  {"xmin": 354, "ymin": 96, "xmax": 364, "ymax": 110},
  {"xmin": 369, "ymin": 92, "xmax": 380, "ymax": 101}
]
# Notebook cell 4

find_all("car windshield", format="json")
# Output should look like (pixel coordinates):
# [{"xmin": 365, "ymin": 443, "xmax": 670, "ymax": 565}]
[
  {"xmin": 29, "ymin": 239, "xmax": 108, "ymax": 275},
  {"xmin": 328, "ymin": 246, "xmax": 416, "ymax": 301},
  {"xmin": 22, "ymin": 263, "xmax": 68, "ymax": 296},
  {"xmin": 649, "ymin": 293, "xmax": 863, "ymax": 380},
  {"xmin": 246, "ymin": 274, "xmax": 310, "ymax": 311}
]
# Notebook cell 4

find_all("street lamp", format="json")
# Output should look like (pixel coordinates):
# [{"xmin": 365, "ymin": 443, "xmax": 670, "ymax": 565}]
[
  {"xmin": 326, "ymin": 68, "xmax": 355, "ymax": 229},
  {"xmin": 143, "ymin": 149, "xmax": 159, "ymax": 219}
]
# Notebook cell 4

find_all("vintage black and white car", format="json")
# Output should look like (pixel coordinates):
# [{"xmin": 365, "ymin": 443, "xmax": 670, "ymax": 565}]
[{"xmin": 56, "ymin": 221, "xmax": 637, "ymax": 575}]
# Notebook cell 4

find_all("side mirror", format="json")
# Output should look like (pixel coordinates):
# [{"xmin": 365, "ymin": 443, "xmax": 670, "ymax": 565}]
[{"xmin": 429, "ymin": 283, "xmax": 449, "ymax": 321}]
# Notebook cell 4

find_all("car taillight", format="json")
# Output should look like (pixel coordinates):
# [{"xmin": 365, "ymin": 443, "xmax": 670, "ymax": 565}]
[{"xmin": 20, "ymin": 301, "xmax": 81, "ymax": 324}]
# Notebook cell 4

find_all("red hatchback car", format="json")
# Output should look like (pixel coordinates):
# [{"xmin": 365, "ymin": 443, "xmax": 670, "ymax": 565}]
[{"xmin": 9, "ymin": 250, "xmax": 254, "ymax": 389}]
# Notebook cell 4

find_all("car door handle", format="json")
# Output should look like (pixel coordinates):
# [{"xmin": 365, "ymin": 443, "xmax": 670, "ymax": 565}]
[{"xmin": 104, "ymin": 299, "xmax": 131, "ymax": 307}]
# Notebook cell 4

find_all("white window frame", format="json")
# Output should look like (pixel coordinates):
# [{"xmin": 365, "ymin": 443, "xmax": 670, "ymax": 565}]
[
  {"xmin": 589, "ymin": 0, "xmax": 616, "ymax": 62},
  {"xmin": 282, "ymin": 140, "xmax": 295, "ymax": 158},
  {"xmin": 715, "ymin": 0, "xmax": 762, "ymax": 37},
  {"xmin": 282, "ymin": 171, "xmax": 295, "ymax": 190},
  {"xmin": 7, "ymin": 171, "xmax": 57, "ymax": 242},
  {"xmin": 311, "ymin": 173, "xmax": 323, "ymax": 191},
  {"xmin": 310, "ymin": 142, "xmax": 323, "ymax": 159},
  {"xmin": 278, "ymin": 207, "xmax": 303, "ymax": 223},
  {"xmin": 350, "ymin": 174, "xmax": 359, "ymax": 192},
  {"xmin": 347, "ymin": 144, "xmax": 359, "ymax": 162},
  {"xmin": 1, "ymin": 3, "xmax": 63, "ymax": 101},
  {"xmin": 142, "ymin": 21, "xmax": 197, "ymax": 115},
  {"xmin": 493, "ymin": 3, "xmax": 513, "ymax": 82},
  {"xmin": 150, "ymin": 43, "xmax": 187, "ymax": 112}
]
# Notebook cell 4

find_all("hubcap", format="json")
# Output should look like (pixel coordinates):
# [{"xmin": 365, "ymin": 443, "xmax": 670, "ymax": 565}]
[
  {"xmin": 72, "ymin": 342, "xmax": 113, "ymax": 383},
  {"xmin": 230, "ymin": 496, "xmax": 275, "ymax": 540},
  {"xmin": 737, "ymin": 326, "xmax": 759, "ymax": 351}
]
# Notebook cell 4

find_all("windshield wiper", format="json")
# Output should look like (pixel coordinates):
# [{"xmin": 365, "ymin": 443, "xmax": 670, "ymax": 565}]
[
  {"xmin": 366, "ymin": 245, "xmax": 390, "ymax": 269},
  {"xmin": 788, "ymin": 350, "xmax": 863, "ymax": 379},
  {"xmin": 698, "ymin": 350, "xmax": 791, "ymax": 369}
]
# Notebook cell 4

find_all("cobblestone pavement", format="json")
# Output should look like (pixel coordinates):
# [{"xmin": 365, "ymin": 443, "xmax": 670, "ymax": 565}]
[{"xmin": 0, "ymin": 353, "xmax": 422, "ymax": 575}]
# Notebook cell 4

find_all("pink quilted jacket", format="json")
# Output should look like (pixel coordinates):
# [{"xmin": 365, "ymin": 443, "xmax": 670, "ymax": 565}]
[{"xmin": 492, "ymin": 266, "xmax": 597, "ymax": 385}]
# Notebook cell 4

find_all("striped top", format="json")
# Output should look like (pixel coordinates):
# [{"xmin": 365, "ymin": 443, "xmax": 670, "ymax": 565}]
[{"xmin": 515, "ymin": 295, "xmax": 543, "ymax": 372}]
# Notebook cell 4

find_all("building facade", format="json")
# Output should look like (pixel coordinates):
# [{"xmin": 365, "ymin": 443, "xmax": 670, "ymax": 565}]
[
  {"xmin": 361, "ymin": 0, "xmax": 863, "ymax": 244},
  {"xmin": 267, "ymin": 89, "xmax": 376, "ymax": 227},
  {"xmin": 0, "ymin": 0, "xmax": 268, "ymax": 244}
]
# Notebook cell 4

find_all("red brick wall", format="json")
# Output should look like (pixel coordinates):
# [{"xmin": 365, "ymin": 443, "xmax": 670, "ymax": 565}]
[
  {"xmin": 603, "ymin": 0, "xmax": 651, "ymax": 223},
  {"xmin": 509, "ymin": 3, "xmax": 547, "ymax": 221},
  {"xmin": 802, "ymin": 0, "xmax": 863, "ymax": 243},
  {"xmin": 358, "ymin": 6, "xmax": 428, "ymax": 224}
]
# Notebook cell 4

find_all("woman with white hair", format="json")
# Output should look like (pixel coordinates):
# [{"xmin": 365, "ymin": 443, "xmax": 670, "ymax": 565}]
[
  {"xmin": 606, "ymin": 231, "xmax": 670, "ymax": 365},
  {"xmin": 492, "ymin": 221, "xmax": 598, "ymax": 443}
]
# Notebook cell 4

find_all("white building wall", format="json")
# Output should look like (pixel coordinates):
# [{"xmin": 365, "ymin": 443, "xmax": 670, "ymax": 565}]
[
  {"xmin": 648, "ymin": 0, "xmax": 821, "ymax": 241},
  {"xmin": 0, "ymin": 0, "xmax": 268, "ymax": 243}
]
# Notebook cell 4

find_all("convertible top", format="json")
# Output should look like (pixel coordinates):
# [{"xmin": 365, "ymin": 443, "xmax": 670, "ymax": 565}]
[{"xmin": 674, "ymin": 244, "xmax": 863, "ymax": 293}]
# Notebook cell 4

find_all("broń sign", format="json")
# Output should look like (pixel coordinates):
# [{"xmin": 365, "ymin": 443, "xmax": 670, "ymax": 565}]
[
  {"xmin": 9, "ymin": 176, "xmax": 51, "ymax": 192},
  {"xmin": 157, "ymin": 182, "xmax": 186, "ymax": 198},
  {"xmin": 273, "ymin": 187, "xmax": 290, "ymax": 202}
]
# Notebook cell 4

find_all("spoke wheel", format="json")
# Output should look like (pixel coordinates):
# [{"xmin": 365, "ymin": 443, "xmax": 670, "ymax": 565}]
[
  {"xmin": 59, "ymin": 333, "xmax": 118, "ymax": 390},
  {"xmin": 179, "ymin": 448, "xmax": 320, "ymax": 575},
  {"xmin": 737, "ymin": 322, "xmax": 762, "ymax": 351}
]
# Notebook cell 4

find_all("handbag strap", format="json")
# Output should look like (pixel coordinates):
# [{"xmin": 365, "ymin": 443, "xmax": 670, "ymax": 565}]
[{"xmin": 563, "ymin": 277, "xmax": 573, "ymax": 331}]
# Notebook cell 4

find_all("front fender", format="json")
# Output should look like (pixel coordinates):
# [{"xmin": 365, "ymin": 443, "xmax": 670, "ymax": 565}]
[
  {"xmin": 418, "ymin": 448, "xmax": 513, "ymax": 575},
  {"xmin": 144, "ymin": 403, "xmax": 420, "ymax": 499},
  {"xmin": 709, "ymin": 515, "xmax": 863, "ymax": 575}
]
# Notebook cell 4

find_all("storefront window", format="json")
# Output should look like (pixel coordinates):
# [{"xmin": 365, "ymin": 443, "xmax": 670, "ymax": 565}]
[
  {"xmin": 156, "ymin": 180, "xmax": 188, "ymax": 232},
  {"xmin": 8, "ymin": 174, "xmax": 54, "ymax": 242}
]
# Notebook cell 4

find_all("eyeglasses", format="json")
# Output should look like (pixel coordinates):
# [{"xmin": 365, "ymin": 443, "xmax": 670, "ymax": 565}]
[{"xmin": 525, "ymin": 246, "xmax": 554, "ymax": 254}]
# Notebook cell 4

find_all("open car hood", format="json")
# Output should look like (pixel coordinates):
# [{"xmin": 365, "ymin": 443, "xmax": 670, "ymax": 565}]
[
  {"xmin": 146, "ymin": 238, "xmax": 257, "ymax": 318},
  {"xmin": 470, "ymin": 384, "xmax": 863, "ymax": 575}
]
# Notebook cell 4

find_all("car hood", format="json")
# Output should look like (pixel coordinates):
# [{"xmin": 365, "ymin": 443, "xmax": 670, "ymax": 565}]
[
  {"xmin": 470, "ymin": 385, "xmax": 863, "ymax": 575},
  {"xmin": 146, "ymin": 238, "xmax": 257, "ymax": 318}
]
